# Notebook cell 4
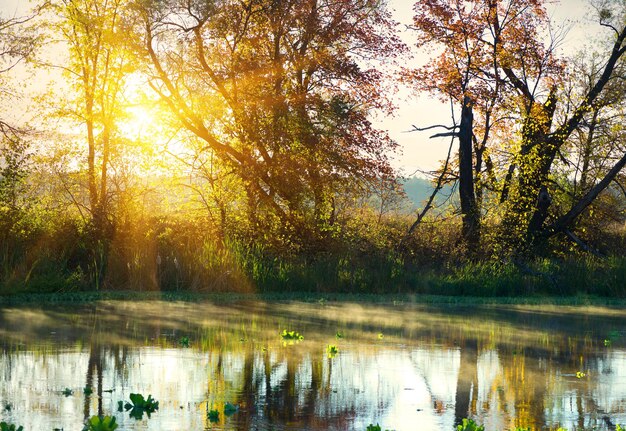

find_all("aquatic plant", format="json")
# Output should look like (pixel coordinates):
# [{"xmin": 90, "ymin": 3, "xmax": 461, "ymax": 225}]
[
  {"xmin": 123, "ymin": 393, "xmax": 159, "ymax": 419},
  {"xmin": 281, "ymin": 330, "xmax": 304, "ymax": 341},
  {"xmin": 224, "ymin": 402, "xmax": 239, "ymax": 416},
  {"xmin": 179, "ymin": 336, "xmax": 190, "ymax": 347},
  {"xmin": 366, "ymin": 424, "xmax": 391, "ymax": 431},
  {"xmin": 0, "ymin": 423, "xmax": 23, "ymax": 431},
  {"xmin": 208, "ymin": 409, "xmax": 219, "ymax": 422},
  {"xmin": 84, "ymin": 386, "xmax": 93, "ymax": 395},
  {"xmin": 605, "ymin": 339, "xmax": 612, "ymax": 347},
  {"xmin": 327, "ymin": 344, "xmax": 339, "ymax": 358},
  {"xmin": 377, "ymin": 333, "xmax": 384, "ymax": 340},
  {"xmin": 576, "ymin": 371, "xmax": 586, "ymax": 379},
  {"xmin": 82, "ymin": 415, "xmax": 118, "ymax": 431},
  {"xmin": 336, "ymin": 331, "xmax": 344, "ymax": 339},
  {"xmin": 62, "ymin": 388, "xmax": 73, "ymax": 396},
  {"xmin": 456, "ymin": 418, "xmax": 484, "ymax": 431}
]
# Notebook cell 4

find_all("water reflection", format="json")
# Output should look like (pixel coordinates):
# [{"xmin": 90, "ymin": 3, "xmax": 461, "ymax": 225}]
[{"xmin": 0, "ymin": 301, "xmax": 625, "ymax": 430}]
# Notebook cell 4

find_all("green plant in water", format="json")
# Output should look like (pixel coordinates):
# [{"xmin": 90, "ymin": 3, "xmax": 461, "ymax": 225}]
[
  {"xmin": 179, "ymin": 336, "xmax": 190, "ymax": 347},
  {"xmin": 617, "ymin": 425, "xmax": 624, "ymax": 431},
  {"xmin": 327, "ymin": 344, "xmax": 339, "ymax": 358},
  {"xmin": 224, "ymin": 402, "xmax": 239, "ymax": 416},
  {"xmin": 366, "ymin": 424, "xmax": 393, "ymax": 431},
  {"xmin": 0, "ymin": 423, "xmax": 23, "ymax": 431},
  {"xmin": 84, "ymin": 386, "xmax": 93, "ymax": 395},
  {"xmin": 208, "ymin": 409, "xmax": 219, "ymax": 422},
  {"xmin": 62, "ymin": 388, "xmax": 73, "ymax": 396},
  {"xmin": 82, "ymin": 415, "xmax": 118, "ymax": 431},
  {"xmin": 281, "ymin": 330, "xmax": 304, "ymax": 341},
  {"xmin": 123, "ymin": 393, "xmax": 159, "ymax": 419},
  {"xmin": 605, "ymin": 339, "xmax": 612, "ymax": 347},
  {"xmin": 456, "ymin": 418, "xmax": 484, "ymax": 431},
  {"xmin": 335, "ymin": 331, "xmax": 343, "ymax": 339},
  {"xmin": 377, "ymin": 333, "xmax": 384, "ymax": 340},
  {"xmin": 576, "ymin": 371, "xmax": 586, "ymax": 379}
]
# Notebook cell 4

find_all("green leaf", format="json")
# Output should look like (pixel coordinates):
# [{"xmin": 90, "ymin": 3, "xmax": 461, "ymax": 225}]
[
  {"xmin": 208, "ymin": 409, "xmax": 219, "ymax": 422},
  {"xmin": 224, "ymin": 402, "xmax": 239, "ymax": 416},
  {"xmin": 129, "ymin": 393, "xmax": 144, "ymax": 406}
]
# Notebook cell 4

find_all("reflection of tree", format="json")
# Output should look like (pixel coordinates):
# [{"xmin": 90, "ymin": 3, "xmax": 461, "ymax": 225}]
[
  {"xmin": 234, "ymin": 349, "xmax": 257, "ymax": 431},
  {"xmin": 83, "ymin": 340, "xmax": 103, "ymax": 419},
  {"xmin": 302, "ymin": 355, "xmax": 323, "ymax": 425},
  {"xmin": 455, "ymin": 341, "xmax": 478, "ymax": 426},
  {"xmin": 83, "ymin": 307, "xmax": 105, "ymax": 420},
  {"xmin": 2, "ymin": 301, "xmax": 625, "ymax": 430}
]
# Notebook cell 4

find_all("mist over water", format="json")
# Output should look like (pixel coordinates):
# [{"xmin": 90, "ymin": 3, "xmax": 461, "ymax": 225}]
[{"xmin": 0, "ymin": 300, "xmax": 625, "ymax": 430}]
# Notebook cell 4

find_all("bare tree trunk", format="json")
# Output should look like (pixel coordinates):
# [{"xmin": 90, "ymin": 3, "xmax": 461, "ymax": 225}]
[
  {"xmin": 458, "ymin": 96, "xmax": 479, "ymax": 249},
  {"xmin": 545, "ymin": 151, "xmax": 626, "ymax": 237}
]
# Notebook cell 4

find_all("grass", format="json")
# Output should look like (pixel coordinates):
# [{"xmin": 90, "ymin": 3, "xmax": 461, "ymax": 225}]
[{"xmin": 0, "ymin": 211, "xmax": 624, "ymax": 298}]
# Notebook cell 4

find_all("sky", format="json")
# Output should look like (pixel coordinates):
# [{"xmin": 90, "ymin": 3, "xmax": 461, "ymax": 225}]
[
  {"xmin": 0, "ymin": 0, "xmax": 601, "ymax": 175},
  {"xmin": 382, "ymin": 0, "xmax": 596, "ymax": 175}
]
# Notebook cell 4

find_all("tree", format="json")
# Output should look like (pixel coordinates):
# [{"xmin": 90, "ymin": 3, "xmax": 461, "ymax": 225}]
[
  {"xmin": 0, "ymin": 7, "xmax": 39, "ymax": 139},
  {"xmin": 44, "ymin": 0, "xmax": 141, "ymax": 285},
  {"xmin": 409, "ymin": 0, "xmax": 626, "ymax": 255},
  {"xmin": 141, "ymin": 0, "xmax": 404, "ymax": 245},
  {"xmin": 0, "ymin": 6, "xmax": 40, "ymax": 279},
  {"xmin": 408, "ymin": 0, "xmax": 562, "ymax": 250}
]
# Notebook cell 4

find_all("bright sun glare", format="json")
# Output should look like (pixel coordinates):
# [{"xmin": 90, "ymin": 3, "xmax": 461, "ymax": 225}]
[{"xmin": 121, "ymin": 104, "xmax": 157, "ymax": 140}]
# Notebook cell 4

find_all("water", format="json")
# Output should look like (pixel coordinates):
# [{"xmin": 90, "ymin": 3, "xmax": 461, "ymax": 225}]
[{"xmin": 0, "ymin": 300, "xmax": 625, "ymax": 430}]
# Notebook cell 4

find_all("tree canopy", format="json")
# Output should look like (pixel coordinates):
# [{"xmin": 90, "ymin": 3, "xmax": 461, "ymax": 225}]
[{"xmin": 0, "ymin": 0, "xmax": 624, "ymax": 293}]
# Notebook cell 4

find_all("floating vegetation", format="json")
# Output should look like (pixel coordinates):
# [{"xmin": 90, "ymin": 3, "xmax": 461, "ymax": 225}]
[
  {"xmin": 179, "ymin": 336, "xmax": 190, "ymax": 347},
  {"xmin": 576, "ymin": 371, "xmax": 586, "ymax": 379},
  {"xmin": 224, "ymin": 402, "xmax": 239, "ymax": 417},
  {"xmin": 82, "ymin": 415, "xmax": 118, "ymax": 431},
  {"xmin": 335, "ymin": 331, "xmax": 344, "ymax": 339},
  {"xmin": 0, "ymin": 423, "xmax": 23, "ymax": 431},
  {"xmin": 377, "ymin": 333, "xmax": 384, "ymax": 340},
  {"xmin": 62, "ymin": 388, "xmax": 73, "ymax": 397},
  {"xmin": 327, "ymin": 344, "xmax": 339, "ymax": 358},
  {"xmin": 208, "ymin": 409, "xmax": 219, "ymax": 423},
  {"xmin": 604, "ymin": 339, "xmax": 612, "ymax": 347},
  {"xmin": 83, "ymin": 386, "xmax": 93, "ymax": 396},
  {"xmin": 123, "ymin": 393, "xmax": 159, "ymax": 420},
  {"xmin": 281, "ymin": 329, "xmax": 304, "ymax": 345},
  {"xmin": 456, "ymin": 418, "xmax": 484, "ymax": 431},
  {"xmin": 281, "ymin": 330, "xmax": 304, "ymax": 341},
  {"xmin": 366, "ymin": 424, "xmax": 392, "ymax": 431}
]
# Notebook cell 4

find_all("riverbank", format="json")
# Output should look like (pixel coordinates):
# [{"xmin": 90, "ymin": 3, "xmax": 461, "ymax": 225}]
[
  {"xmin": 2, "ymin": 290, "xmax": 626, "ymax": 307},
  {"xmin": 2, "ymin": 254, "xmax": 625, "ymax": 299}
]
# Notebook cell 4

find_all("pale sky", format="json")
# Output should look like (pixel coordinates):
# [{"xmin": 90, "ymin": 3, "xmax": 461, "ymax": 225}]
[
  {"xmin": 383, "ymin": 0, "xmax": 596, "ymax": 175},
  {"xmin": 0, "ymin": 0, "xmax": 600, "ymax": 174}
]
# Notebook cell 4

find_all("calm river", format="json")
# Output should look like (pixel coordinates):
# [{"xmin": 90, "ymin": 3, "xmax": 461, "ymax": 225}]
[{"xmin": 0, "ymin": 299, "xmax": 625, "ymax": 430}]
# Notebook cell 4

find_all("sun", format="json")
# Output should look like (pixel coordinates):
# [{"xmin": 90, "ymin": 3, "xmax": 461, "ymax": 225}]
[{"xmin": 120, "ymin": 103, "xmax": 159, "ymax": 140}]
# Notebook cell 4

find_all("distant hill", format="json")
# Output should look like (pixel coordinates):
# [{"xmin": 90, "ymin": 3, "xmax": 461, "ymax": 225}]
[{"xmin": 402, "ymin": 176, "xmax": 455, "ymax": 211}]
